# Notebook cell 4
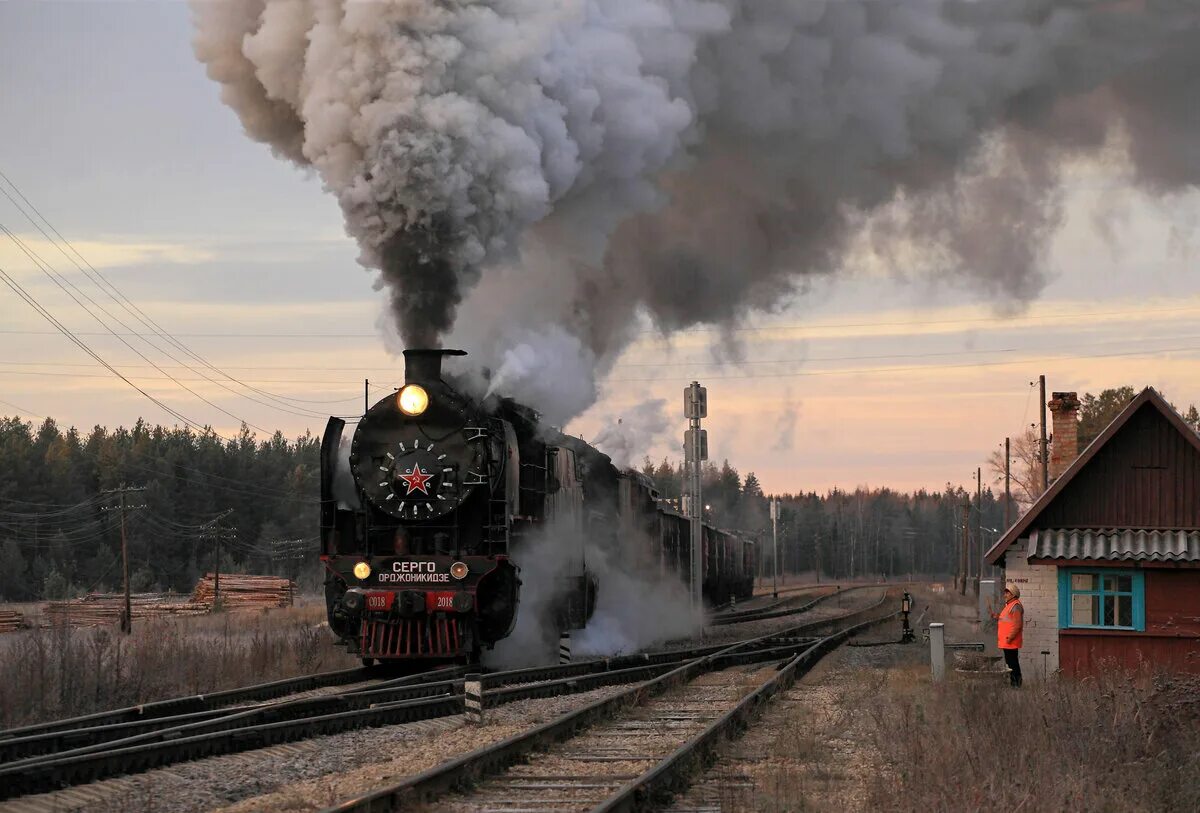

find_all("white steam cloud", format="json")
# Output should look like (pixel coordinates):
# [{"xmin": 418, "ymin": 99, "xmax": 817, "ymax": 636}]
[
  {"xmin": 193, "ymin": 1, "xmax": 1200, "ymax": 420},
  {"xmin": 486, "ymin": 517, "xmax": 699, "ymax": 669},
  {"xmin": 591, "ymin": 399, "xmax": 670, "ymax": 470},
  {"xmin": 571, "ymin": 547, "xmax": 701, "ymax": 658}
]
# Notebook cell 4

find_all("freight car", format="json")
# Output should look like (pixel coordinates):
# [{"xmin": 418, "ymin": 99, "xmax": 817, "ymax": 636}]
[{"xmin": 319, "ymin": 348, "xmax": 754, "ymax": 664}]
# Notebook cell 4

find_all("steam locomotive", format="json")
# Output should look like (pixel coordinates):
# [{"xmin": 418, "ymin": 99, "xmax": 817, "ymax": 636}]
[{"xmin": 319, "ymin": 349, "xmax": 754, "ymax": 664}]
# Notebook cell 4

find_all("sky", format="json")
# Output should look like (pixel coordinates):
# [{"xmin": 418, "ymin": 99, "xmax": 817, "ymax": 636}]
[{"xmin": 1, "ymin": 2, "xmax": 1198, "ymax": 496}]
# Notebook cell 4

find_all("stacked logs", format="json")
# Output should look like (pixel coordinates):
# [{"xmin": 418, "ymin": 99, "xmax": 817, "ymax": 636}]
[
  {"xmin": 0, "ymin": 609, "xmax": 25, "ymax": 633},
  {"xmin": 190, "ymin": 574, "xmax": 296, "ymax": 610},
  {"xmin": 43, "ymin": 593, "xmax": 207, "ymax": 627}
]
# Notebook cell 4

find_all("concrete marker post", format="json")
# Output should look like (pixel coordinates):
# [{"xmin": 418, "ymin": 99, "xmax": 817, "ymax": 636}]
[
  {"xmin": 559, "ymin": 632, "xmax": 571, "ymax": 664},
  {"xmin": 464, "ymin": 673, "xmax": 484, "ymax": 725},
  {"xmin": 929, "ymin": 622, "xmax": 946, "ymax": 683}
]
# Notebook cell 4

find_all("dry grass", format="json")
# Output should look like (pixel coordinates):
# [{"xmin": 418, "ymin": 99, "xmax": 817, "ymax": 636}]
[
  {"xmin": 863, "ymin": 669, "xmax": 1200, "ymax": 812},
  {"xmin": 701, "ymin": 586, "xmax": 1198, "ymax": 813},
  {"xmin": 0, "ymin": 604, "xmax": 358, "ymax": 729}
]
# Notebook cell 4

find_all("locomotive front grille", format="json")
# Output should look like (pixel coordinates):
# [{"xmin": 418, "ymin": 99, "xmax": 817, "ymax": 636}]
[{"xmin": 360, "ymin": 616, "xmax": 462, "ymax": 658}]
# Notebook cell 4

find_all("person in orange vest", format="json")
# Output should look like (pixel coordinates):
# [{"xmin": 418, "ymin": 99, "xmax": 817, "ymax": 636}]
[{"xmin": 991, "ymin": 584, "xmax": 1024, "ymax": 687}]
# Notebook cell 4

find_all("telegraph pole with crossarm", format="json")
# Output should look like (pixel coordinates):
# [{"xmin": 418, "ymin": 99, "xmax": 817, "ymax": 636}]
[
  {"xmin": 101, "ymin": 485, "xmax": 146, "ymax": 634},
  {"xmin": 202, "ymin": 509, "xmax": 235, "ymax": 609}
]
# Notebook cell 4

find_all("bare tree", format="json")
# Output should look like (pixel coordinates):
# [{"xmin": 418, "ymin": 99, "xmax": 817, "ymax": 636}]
[{"xmin": 988, "ymin": 427, "xmax": 1044, "ymax": 512}]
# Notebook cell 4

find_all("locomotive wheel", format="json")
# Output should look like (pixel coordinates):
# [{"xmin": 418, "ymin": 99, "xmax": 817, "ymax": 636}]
[{"xmin": 361, "ymin": 657, "xmax": 376, "ymax": 667}]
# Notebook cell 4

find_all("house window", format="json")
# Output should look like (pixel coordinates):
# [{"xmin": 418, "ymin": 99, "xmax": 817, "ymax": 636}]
[{"xmin": 1057, "ymin": 569, "xmax": 1145, "ymax": 631}]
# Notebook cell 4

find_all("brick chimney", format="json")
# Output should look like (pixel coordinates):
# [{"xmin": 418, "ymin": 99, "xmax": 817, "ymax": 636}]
[{"xmin": 1048, "ymin": 391, "xmax": 1081, "ymax": 482}]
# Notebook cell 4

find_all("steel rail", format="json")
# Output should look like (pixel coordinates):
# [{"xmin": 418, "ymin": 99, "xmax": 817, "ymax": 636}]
[
  {"xmin": 0, "ymin": 631, "xmax": 820, "ymax": 767},
  {"xmin": 0, "ymin": 664, "xmax": 379, "ymax": 742},
  {"xmin": 708, "ymin": 583, "xmax": 878, "ymax": 626},
  {"xmin": 322, "ymin": 590, "xmax": 892, "ymax": 813},
  {"xmin": 0, "ymin": 664, "xmax": 469, "ymax": 764},
  {"xmin": 593, "ymin": 610, "xmax": 898, "ymax": 812},
  {"xmin": 0, "ymin": 636, "xmax": 818, "ymax": 798}
]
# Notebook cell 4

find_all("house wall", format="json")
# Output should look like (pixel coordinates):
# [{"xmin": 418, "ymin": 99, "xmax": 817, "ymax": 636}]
[
  {"xmin": 1038, "ymin": 403, "xmax": 1200, "ymax": 528},
  {"xmin": 1000, "ymin": 536, "xmax": 1059, "ymax": 679},
  {"xmin": 1059, "ymin": 569, "xmax": 1200, "ymax": 676}
]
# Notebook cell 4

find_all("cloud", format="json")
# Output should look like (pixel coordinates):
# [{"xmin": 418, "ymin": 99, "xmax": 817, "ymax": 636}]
[{"xmin": 0, "ymin": 235, "xmax": 215, "ymax": 271}]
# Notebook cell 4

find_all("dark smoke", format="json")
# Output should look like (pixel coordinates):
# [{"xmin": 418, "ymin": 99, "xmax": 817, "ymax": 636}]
[{"xmin": 192, "ymin": 1, "xmax": 1200, "ymax": 420}]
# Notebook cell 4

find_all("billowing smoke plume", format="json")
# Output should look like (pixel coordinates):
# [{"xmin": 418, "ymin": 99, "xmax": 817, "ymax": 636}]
[{"xmin": 193, "ymin": 1, "xmax": 1200, "ymax": 417}]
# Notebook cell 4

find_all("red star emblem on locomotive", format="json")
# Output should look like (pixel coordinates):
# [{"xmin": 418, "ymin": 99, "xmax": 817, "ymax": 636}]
[{"xmin": 398, "ymin": 463, "xmax": 434, "ymax": 496}]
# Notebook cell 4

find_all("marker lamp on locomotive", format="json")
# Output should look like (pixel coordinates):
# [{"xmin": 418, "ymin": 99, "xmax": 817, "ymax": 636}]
[
  {"xmin": 397, "ymin": 384, "xmax": 429, "ymax": 416},
  {"xmin": 450, "ymin": 561, "xmax": 469, "ymax": 580},
  {"xmin": 353, "ymin": 561, "xmax": 372, "ymax": 581}
]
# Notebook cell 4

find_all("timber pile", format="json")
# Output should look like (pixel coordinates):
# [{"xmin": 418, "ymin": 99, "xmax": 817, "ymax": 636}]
[
  {"xmin": 43, "ymin": 593, "xmax": 206, "ymax": 627},
  {"xmin": 0, "ymin": 609, "xmax": 25, "ymax": 633},
  {"xmin": 190, "ymin": 574, "xmax": 295, "ymax": 610}
]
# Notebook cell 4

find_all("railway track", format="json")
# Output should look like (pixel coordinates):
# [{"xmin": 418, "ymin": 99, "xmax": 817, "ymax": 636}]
[
  {"xmin": 0, "ymin": 663, "xmax": 386, "ymax": 744},
  {"xmin": 708, "ymin": 583, "xmax": 876, "ymax": 626},
  {"xmin": 0, "ymin": 590, "xmax": 893, "ymax": 809},
  {"xmin": 0, "ymin": 638, "xmax": 823, "ymax": 800},
  {"xmin": 325, "ymin": 591, "xmax": 895, "ymax": 813}
]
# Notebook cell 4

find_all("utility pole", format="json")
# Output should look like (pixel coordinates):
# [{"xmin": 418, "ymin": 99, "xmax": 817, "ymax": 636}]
[
  {"xmin": 959, "ymin": 501, "xmax": 970, "ymax": 596},
  {"xmin": 364, "ymin": 379, "xmax": 370, "ymax": 413},
  {"xmin": 976, "ymin": 467, "xmax": 983, "ymax": 596},
  {"xmin": 1039, "ymin": 375, "xmax": 1049, "ymax": 492},
  {"xmin": 770, "ymin": 499, "xmax": 779, "ymax": 598},
  {"xmin": 102, "ymin": 484, "xmax": 146, "ymax": 634},
  {"xmin": 683, "ymin": 382, "xmax": 707, "ymax": 610},
  {"xmin": 202, "ymin": 509, "xmax": 235, "ymax": 610},
  {"xmin": 1004, "ymin": 437, "xmax": 1012, "ymax": 530},
  {"xmin": 814, "ymin": 531, "xmax": 822, "ymax": 584}
]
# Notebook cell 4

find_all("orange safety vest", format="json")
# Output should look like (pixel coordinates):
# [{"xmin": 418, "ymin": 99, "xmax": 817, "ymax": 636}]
[{"xmin": 997, "ymin": 598, "xmax": 1023, "ymax": 650}]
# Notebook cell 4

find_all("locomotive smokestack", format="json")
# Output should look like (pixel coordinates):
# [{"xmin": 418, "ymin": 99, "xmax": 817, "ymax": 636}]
[{"xmin": 403, "ymin": 349, "xmax": 467, "ymax": 386}]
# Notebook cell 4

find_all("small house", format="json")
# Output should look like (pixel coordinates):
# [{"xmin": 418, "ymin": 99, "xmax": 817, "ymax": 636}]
[{"xmin": 985, "ymin": 387, "xmax": 1200, "ymax": 678}]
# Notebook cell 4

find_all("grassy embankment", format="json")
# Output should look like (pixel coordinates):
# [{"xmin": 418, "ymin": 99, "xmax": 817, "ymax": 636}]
[
  {"xmin": 861, "ymin": 665, "xmax": 1200, "ymax": 811},
  {"xmin": 731, "ymin": 588, "xmax": 1199, "ymax": 812},
  {"xmin": 0, "ymin": 603, "xmax": 358, "ymax": 729}
]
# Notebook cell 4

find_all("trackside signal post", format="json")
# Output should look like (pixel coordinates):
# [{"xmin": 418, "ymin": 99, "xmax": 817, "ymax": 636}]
[{"xmin": 684, "ymin": 382, "xmax": 707, "ymax": 610}]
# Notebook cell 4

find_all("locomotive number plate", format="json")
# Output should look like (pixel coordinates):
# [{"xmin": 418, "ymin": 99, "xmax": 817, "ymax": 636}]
[
  {"xmin": 365, "ymin": 592, "xmax": 395, "ymax": 611},
  {"xmin": 425, "ymin": 591, "xmax": 457, "ymax": 612}
]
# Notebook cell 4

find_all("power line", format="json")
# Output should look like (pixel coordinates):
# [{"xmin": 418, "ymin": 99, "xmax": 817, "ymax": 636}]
[
  {"xmin": 0, "ymin": 171, "xmax": 335, "ymax": 418},
  {"xmin": 118, "ymin": 458, "xmax": 312, "ymax": 503},
  {"xmin": 633, "ymin": 304, "xmax": 1200, "ymax": 336},
  {"xmin": 2, "ymin": 224, "xmax": 269, "ymax": 432},
  {"xmin": 0, "ymin": 262, "xmax": 214, "ymax": 432},
  {"xmin": 0, "ymin": 397, "xmax": 44, "ymax": 420},
  {"xmin": 2, "ymin": 303, "xmax": 1198, "ymax": 340},
  {"xmin": 604, "ymin": 344, "xmax": 1200, "ymax": 382},
  {"xmin": 7, "ymin": 331, "xmax": 1200, "ymax": 375}
]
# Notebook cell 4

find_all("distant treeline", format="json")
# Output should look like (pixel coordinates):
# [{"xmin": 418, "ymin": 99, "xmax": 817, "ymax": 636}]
[
  {"xmin": 0, "ymin": 417, "xmax": 318, "ymax": 602},
  {"xmin": 640, "ymin": 458, "xmax": 1006, "ymax": 581},
  {"xmin": 641, "ymin": 385, "xmax": 1200, "ymax": 582},
  {"xmin": 5, "ymin": 384, "xmax": 1188, "ymax": 601}
]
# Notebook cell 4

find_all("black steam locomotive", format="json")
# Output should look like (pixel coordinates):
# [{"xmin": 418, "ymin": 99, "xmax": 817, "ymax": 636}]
[{"xmin": 319, "ymin": 349, "xmax": 754, "ymax": 664}]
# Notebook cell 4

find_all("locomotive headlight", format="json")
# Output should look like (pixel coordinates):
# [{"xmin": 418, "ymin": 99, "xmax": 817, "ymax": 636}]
[
  {"xmin": 450, "ymin": 561, "xmax": 469, "ymax": 580},
  {"xmin": 353, "ymin": 561, "xmax": 372, "ymax": 581},
  {"xmin": 397, "ymin": 384, "xmax": 429, "ymax": 416}
]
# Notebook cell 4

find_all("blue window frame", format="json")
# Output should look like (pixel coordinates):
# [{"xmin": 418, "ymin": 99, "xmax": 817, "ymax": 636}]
[{"xmin": 1057, "ymin": 569, "xmax": 1145, "ymax": 631}]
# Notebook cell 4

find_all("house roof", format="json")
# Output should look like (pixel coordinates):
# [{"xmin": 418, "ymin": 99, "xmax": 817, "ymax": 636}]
[
  {"xmin": 986, "ymin": 387, "xmax": 1200, "ymax": 565},
  {"xmin": 1029, "ymin": 529, "xmax": 1200, "ymax": 563}
]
